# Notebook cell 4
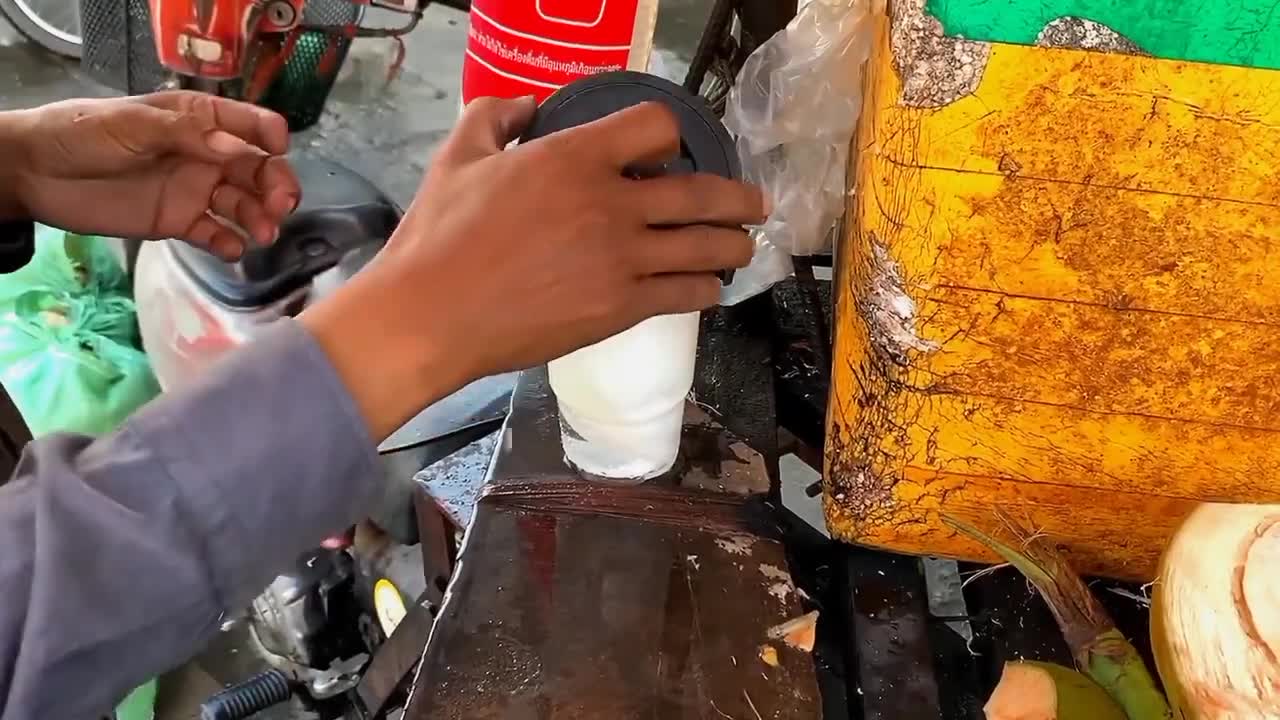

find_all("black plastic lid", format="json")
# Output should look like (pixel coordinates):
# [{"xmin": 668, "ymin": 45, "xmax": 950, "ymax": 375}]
[
  {"xmin": 520, "ymin": 71, "xmax": 742, "ymax": 282},
  {"xmin": 520, "ymin": 71, "xmax": 741, "ymax": 181}
]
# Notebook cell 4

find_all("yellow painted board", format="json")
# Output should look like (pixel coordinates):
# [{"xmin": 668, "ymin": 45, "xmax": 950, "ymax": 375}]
[
  {"xmin": 825, "ymin": 12, "xmax": 1280, "ymax": 579},
  {"xmin": 913, "ymin": 289, "xmax": 1280, "ymax": 432},
  {"xmin": 882, "ymin": 44, "xmax": 1280, "ymax": 207},
  {"xmin": 877, "ymin": 168, "xmax": 1280, "ymax": 325},
  {"xmin": 858, "ymin": 466, "xmax": 1200, "ymax": 580},
  {"xmin": 834, "ymin": 391, "xmax": 1280, "ymax": 502}
]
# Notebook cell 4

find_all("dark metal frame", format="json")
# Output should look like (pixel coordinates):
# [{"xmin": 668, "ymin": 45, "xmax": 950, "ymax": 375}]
[{"xmin": 682, "ymin": 0, "xmax": 799, "ymax": 114}]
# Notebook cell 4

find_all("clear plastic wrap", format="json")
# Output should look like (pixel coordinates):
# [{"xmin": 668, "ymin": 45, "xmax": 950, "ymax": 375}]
[{"xmin": 720, "ymin": 0, "xmax": 874, "ymax": 304}]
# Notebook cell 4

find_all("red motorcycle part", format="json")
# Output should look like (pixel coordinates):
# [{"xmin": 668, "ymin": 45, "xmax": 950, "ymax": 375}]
[
  {"xmin": 259, "ymin": 0, "xmax": 303, "ymax": 32},
  {"xmin": 149, "ymin": 0, "xmax": 303, "ymax": 78}
]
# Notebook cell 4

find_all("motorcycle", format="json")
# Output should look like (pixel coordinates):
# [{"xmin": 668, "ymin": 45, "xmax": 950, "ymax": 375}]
[{"xmin": 0, "ymin": 0, "xmax": 81, "ymax": 58}]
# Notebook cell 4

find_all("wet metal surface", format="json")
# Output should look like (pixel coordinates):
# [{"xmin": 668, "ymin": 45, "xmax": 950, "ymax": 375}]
[
  {"xmin": 846, "ymin": 551, "xmax": 943, "ymax": 720},
  {"xmin": 407, "ymin": 500, "xmax": 821, "ymax": 719},
  {"xmin": 411, "ymin": 366, "xmax": 776, "ymax": 541},
  {"xmin": 414, "ymin": 430, "xmax": 499, "ymax": 529},
  {"xmin": 487, "ymin": 365, "xmax": 776, "ymax": 496},
  {"xmin": 404, "ymin": 345, "xmax": 815, "ymax": 717}
]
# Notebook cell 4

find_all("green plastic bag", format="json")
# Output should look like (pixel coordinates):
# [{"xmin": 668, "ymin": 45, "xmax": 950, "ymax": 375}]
[
  {"xmin": 114, "ymin": 679, "xmax": 158, "ymax": 720},
  {"xmin": 0, "ymin": 227, "xmax": 159, "ymax": 436},
  {"xmin": 0, "ymin": 227, "xmax": 160, "ymax": 719}
]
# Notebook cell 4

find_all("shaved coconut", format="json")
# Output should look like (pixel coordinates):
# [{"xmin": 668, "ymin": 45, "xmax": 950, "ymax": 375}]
[{"xmin": 1152, "ymin": 503, "xmax": 1280, "ymax": 720}]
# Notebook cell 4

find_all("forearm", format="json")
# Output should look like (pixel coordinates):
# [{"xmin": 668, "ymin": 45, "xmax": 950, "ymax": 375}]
[
  {"xmin": 300, "ymin": 259, "xmax": 472, "ymax": 441},
  {"xmin": 0, "ymin": 111, "xmax": 33, "ymax": 221},
  {"xmin": 0, "ymin": 320, "xmax": 382, "ymax": 719}
]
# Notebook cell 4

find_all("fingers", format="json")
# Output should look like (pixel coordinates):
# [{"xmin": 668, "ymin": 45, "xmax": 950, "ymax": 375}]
[
  {"xmin": 637, "ymin": 173, "xmax": 769, "ymax": 227},
  {"xmin": 574, "ymin": 102, "xmax": 681, "ymax": 170},
  {"xmin": 202, "ymin": 156, "xmax": 297, "ymax": 248},
  {"xmin": 210, "ymin": 184, "xmax": 275, "ymax": 245},
  {"xmin": 130, "ymin": 94, "xmax": 297, "ymax": 251},
  {"xmin": 98, "ymin": 94, "xmax": 289, "ymax": 187},
  {"xmin": 630, "ymin": 225, "xmax": 754, "ymax": 275},
  {"xmin": 636, "ymin": 273, "xmax": 724, "ymax": 316},
  {"xmin": 100, "ymin": 100, "xmax": 284, "ymax": 181},
  {"xmin": 94, "ymin": 103, "xmax": 199, "ymax": 159},
  {"xmin": 617, "ymin": 224, "xmax": 753, "ymax": 324},
  {"xmin": 185, "ymin": 214, "xmax": 250, "ymax": 261},
  {"xmin": 139, "ymin": 92, "xmax": 289, "ymax": 155},
  {"xmin": 439, "ymin": 96, "xmax": 539, "ymax": 165},
  {"xmin": 221, "ymin": 154, "xmax": 300, "ymax": 219}
]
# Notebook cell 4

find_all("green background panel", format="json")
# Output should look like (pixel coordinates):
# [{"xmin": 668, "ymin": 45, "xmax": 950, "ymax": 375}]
[{"xmin": 926, "ymin": 0, "xmax": 1280, "ymax": 70}]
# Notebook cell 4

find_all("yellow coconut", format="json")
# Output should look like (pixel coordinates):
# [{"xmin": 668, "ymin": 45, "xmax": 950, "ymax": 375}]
[
  {"xmin": 1152, "ymin": 503, "xmax": 1280, "ymax": 720},
  {"xmin": 985, "ymin": 661, "xmax": 1127, "ymax": 720}
]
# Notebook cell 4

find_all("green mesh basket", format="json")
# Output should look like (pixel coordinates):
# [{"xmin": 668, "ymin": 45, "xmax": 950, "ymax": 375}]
[
  {"xmin": 243, "ymin": 0, "xmax": 361, "ymax": 132},
  {"xmin": 256, "ymin": 30, "xmax": 353, "ymax": 132}
]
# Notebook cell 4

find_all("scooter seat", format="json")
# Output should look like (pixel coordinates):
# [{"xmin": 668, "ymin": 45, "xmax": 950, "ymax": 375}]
[{"xmin": 171, "ymin": 155, "xmax": 402, "ymax": 308}]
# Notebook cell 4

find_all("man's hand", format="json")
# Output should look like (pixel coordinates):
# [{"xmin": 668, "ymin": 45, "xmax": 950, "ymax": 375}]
[
  {"xmin": 1, "ymin": 92, "xmax": 300, "ymax": 260},
  {"xmin": 302, "ymin": 96, "xmax": 767, "ymax": 440}
]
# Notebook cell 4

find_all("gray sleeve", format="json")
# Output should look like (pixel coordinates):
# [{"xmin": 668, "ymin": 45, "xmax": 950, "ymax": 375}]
[{"xmin": 0, "ymin": 319, "xmax": 383, "ymax": 720}]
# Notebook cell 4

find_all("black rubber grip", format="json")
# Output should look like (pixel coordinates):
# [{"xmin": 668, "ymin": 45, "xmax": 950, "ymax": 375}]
[{"xmin": 199, "ymin": 669, "xmax": 293, "ymax": 720}]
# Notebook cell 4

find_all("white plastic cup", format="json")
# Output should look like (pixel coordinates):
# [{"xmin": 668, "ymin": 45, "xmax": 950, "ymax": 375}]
[{"xmin": 548, "ymin": 311, "xmax": 698, "ymax": 482}]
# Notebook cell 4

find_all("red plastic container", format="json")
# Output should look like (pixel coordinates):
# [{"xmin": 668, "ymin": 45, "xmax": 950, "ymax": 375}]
[{"xmin": 461, "ymin": 0, "xmax": 652, "ymax": 102}]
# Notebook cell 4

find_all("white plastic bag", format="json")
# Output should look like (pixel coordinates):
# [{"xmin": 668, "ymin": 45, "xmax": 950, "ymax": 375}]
[{"xmin": 720, "ymin": 0, "xmax": 874, "ymax": 304}]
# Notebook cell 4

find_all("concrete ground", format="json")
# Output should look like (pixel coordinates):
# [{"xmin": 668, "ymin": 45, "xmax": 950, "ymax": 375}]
[{"xmin": 1, "ymin": 2, "xmax": 709, "ymax": 717}]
